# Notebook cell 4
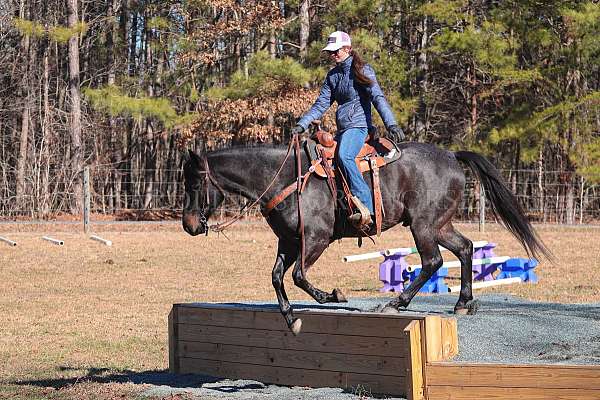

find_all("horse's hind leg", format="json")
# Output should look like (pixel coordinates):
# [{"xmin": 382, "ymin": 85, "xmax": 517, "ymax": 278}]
[
  {"xmin": 438, "ymin": 223, "xmax": 478, "ymax": 314},
  {"xmin": 386, "ymin": 224, "xmax": 444, "ymax": 310},
  {"xmin": 272, "ymin": 240, "xmax": 300, "ymax": 332}
]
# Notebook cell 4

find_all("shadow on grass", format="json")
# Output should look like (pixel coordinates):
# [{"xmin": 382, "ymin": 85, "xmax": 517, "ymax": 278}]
[
  {"xmin": 11, "ymin": 367, "xmax": 266, "ymax": 393},
  {"xmin": 10, "ymin": 367, "xmax": 395, "ymax": 398}
]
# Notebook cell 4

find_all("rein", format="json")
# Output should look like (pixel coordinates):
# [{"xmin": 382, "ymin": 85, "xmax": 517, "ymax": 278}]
[{"xmin": 203, "ymin": 134, "xmax": 301, "ymax": 234}]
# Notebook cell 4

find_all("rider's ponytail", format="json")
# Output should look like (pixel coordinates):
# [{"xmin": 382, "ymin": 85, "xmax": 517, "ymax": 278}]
[{"xmin": 350, "ymin": 49, "xmax": 374, "ymax": 87}]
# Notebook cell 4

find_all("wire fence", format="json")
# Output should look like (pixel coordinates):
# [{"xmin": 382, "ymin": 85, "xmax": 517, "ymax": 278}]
[{"xmin": 1, "ymin": 165, "xmax": 599, "ymax": 226}]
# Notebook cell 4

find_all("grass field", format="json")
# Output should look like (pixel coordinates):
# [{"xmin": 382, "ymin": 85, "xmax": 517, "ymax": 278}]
[{"xmin": 1, "ymin": 222, "xmax": 599, "ymax": 399}]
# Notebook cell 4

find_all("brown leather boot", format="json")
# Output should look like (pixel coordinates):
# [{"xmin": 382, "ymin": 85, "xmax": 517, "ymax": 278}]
[
  {"xmin": 348, "ymin": 212, "xmax": 373, "ymax": 228},
  {"xmin": 348, "ymin": 196, "xmax": 373, "ymax": 229}
]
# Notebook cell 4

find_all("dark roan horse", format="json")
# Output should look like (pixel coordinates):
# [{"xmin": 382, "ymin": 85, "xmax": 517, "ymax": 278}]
[{"xmin": 182, "ymin": 140, "xmax": 551, "ymax": 335}]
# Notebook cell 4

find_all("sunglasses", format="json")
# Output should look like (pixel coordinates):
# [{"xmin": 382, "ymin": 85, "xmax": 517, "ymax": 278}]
[{"xmin": 326, "ymin": 49, "xmax": 342, "ymax": 55}]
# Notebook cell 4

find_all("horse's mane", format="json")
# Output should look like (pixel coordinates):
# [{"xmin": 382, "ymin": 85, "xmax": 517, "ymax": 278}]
[{"xmin": 206, "ymin": 143, "xmax": 288, "ymax": 156}]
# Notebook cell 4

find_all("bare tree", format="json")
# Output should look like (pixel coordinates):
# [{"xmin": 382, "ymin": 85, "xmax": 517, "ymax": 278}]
[{"xmin": 68, "ymin": 0, "xmax": 83, "ymax": 212}]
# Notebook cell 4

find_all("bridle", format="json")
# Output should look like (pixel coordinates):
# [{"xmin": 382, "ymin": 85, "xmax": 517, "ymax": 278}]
[
  {"xmin": 193, "ymin": 157, "xmax": 227, "ymax": 235},
  {"xmin": 191, "ymin": 135, "xmax": 301, "ymax": 234}
]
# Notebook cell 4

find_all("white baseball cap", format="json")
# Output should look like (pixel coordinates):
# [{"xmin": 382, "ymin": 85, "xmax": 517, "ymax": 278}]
[{"xmin": 322, "ymin": 31, "xmax": 351, "ymax": 52}]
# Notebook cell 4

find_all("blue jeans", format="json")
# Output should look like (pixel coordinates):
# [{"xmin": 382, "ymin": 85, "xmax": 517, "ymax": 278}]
[{"xmin": 336, "ymin": 127, "xmax": 374, "ymax": 214}]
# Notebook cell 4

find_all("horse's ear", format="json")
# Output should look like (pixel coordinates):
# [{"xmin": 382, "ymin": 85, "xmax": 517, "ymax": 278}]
[
  {"xmin": 182, "ymin": 150, "xmax": 191, "ymax": 163},
  {"xmin": 188, "ymin": 149, "xmax": 203, "ymax": 167}
]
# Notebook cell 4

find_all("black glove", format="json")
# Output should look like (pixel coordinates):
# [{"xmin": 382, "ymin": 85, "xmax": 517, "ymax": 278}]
[
  {"xmin": 387, "ymin": 125, "xmax": 405, "ymax": 143},
  {"xmin": 291, "ymin": 125, "xmax": 305, "ymax": 135}
]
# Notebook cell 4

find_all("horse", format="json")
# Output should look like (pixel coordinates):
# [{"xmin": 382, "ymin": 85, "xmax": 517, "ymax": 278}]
[{"xmin": 182, "ymin": 139, "xmax": 551, "ymax": 335}]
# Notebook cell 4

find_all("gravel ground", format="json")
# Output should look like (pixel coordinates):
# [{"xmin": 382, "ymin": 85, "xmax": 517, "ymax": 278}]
[{"xmin": 143, "ymin": 294, "xmax": 600, "ymax": 400}]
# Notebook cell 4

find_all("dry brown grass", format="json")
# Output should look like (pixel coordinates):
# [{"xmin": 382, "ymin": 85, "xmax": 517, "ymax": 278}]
[{"xmin": 0, "ymin": 222, "xmax": 599, "ymax": 399}]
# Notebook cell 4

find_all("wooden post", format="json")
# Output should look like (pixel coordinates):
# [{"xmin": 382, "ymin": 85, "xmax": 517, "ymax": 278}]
[
  {"xmin": 168, "ymin": 305, "xmax": 179, "ymax": 374},
  {"xmin": 404, "ymin": 320, "xmax": 424, "ymax": 400},
  {"xmin": 479, "ymin": 183, "xmax": 485, "ymax": 233},
  {"xmin": 83, "ymin": 166, "xmax": 90, "ymax": 234}
]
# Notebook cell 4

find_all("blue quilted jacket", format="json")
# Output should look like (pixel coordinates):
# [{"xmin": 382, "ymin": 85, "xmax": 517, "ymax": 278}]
[{"xmin": 297, "ymin": 56, "xmax": 397, "ymax": 132}]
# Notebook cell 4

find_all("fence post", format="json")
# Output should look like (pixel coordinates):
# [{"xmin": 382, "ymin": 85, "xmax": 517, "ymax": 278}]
[
  {"xmin": 479, "ymin": 183, "xmax": 485, "ymax": 233},
  {"xmin": 83, "ymin": 166, "xmax": 90, "ymax": 234}
]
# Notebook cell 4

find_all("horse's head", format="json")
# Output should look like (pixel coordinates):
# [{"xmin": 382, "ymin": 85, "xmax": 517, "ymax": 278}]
[{"xmin": 182, "ymin": 150, "xmax": 225, "ymax": 236}]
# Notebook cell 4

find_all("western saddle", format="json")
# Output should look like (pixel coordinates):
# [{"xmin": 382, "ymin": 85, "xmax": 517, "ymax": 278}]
[{"xmin": 262, "ymin": 121, "xmax": 402, "ymax": 236}]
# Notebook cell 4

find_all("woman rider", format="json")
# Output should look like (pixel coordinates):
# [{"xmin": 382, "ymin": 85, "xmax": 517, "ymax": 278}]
[{"xmin": 291, "ymin": 31, "xmax": 405, "ymax": 228}]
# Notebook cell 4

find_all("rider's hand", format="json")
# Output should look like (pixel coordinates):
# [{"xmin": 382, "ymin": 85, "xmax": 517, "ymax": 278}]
[
  {"xmin": 291, "ymin": 125, "xmax": 305, "ymax": 135},
  {"xmin": 387, "ymin": 125, "xmax": 405, "ymax": 143},
  {"xmin": 368, "ymin": 126, "xmax": 380, "ymax": 140}
]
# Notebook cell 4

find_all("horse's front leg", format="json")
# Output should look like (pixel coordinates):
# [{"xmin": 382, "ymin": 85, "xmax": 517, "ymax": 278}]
[
  {"xmin": 271, "ymin": 240, "xmax": 300, "ymax": 333},
  {"xmin": 291, "ymin": 234, "xmax": 348, "ymax": 317}
]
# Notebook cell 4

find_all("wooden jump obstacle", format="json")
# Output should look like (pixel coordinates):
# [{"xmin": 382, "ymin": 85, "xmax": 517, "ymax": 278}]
[
  {"xmin": 169, "ymin": 303, "xmax": 457, "ymax": 399},
  {"xmin": 169, "ymin": 303, "xmax": 600, "ymax": 399}
]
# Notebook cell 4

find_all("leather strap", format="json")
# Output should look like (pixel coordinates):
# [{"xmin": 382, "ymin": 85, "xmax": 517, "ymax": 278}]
[
  {"xmin": 208, "ymin": 136, "xmax": 296, "ymax": 233},
  {"xmin": 338, "ymin": 169, "xmax": 354, "ymax": 215},
  {"xmin": 262, "ymin": 181, "xmax": 297, "ymax": 216},
  {"xmin": 317, "ymin": 146, "xmax": 337, "ymax": 198},
  {"xmin": 262, "ymin": 168, "xmax": 314, "ymax": 216},
  {"xmin": 370, "ymin": 158, "xmax": 383, "ymax": 237},
  {"xmin": 294, "ymin": 135, "xmax": 306, "ymax": 275}
]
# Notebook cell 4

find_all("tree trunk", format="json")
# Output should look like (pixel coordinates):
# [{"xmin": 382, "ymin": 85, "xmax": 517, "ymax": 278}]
[
  {"xmin": 299, "ymin": 0, "xmax": 309, "ymax": 61},
  {"xmin": 470, "ymin": 62, "xmax": 478, "ymax": 137},
  {"xmin": 68, "ymin": 0, "xmax": 83, "ymax": 213},
  {"xmin": 15, "ymin": 0, "xmax": 30, "ymax": 208},
  {"xmin": 538, "ymin": 144, "xmax": 545, "ymax": 222},
  {"xmin": 16, "ymin": 102, "xmax": 29, "ymax": 207},
  {"xmin": 108, "ymin": 0, "xmax": 121, "ymax": 212},
  {"xmin": 142, "ymin": 18, "xmax": 156, "ymax": 210},
  {"xmin": 511, "ymin": 141, "xmax": 519, "ymax": 194},
  {"xmin": 565, "ymin": 172, "xmax": 574, "ymax": 224},
  {"xmin": 415, "ymin": 15, "xmax": 429, "ymax": 138},
  {"xmin": 41, "ymin": 44, "xmax": 51, "ymax": 216}
]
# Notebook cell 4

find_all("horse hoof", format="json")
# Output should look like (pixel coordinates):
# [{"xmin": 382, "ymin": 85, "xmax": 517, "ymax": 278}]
[
  {"xmin": 290, "ymin": 319, "xmax": 302, "ymax": 336},
  {"xmin": 454, "ymin": 300, "xmax": 480, "ymax": 315},
  {"xmin": 370, "ymin": 304, "xmax": 385, "ymax": 313},
  {"xmin": 381, "ymin": 306, "xmax": 400, "ymax": 314},
  {"xmin": 454, "ymin": 308, "xmax": 469, "ymax": 315},
  {"xmin": 333, "ymin": 288, "xmax": 348, "ymax": 303}
]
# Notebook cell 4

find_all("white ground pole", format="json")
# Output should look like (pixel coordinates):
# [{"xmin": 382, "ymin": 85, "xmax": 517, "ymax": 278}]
[
  {"xmin": 0, "ymin": 236, "xmax": 17, "ymax": 247},
  {"xmin": 406, "ymin": 256, "xmax": 510, "ymax": 273},
  {"xmin": 342, "ymin": 250, "xmax": 386, "ymax": 263},
  {"xmin": 89, "ymin": 235, "xmax": 112, "ymax": 246},
  {"xmin": 448, "ymin": 277, "xmax": 522, "ymax": 293},
  {"xmin": 42, "ymin": 236, "xmax": 64, "ymax": 246},
  {"xmin": 343, "ymin": 240, "xmax": 490, "ymax": 263}
]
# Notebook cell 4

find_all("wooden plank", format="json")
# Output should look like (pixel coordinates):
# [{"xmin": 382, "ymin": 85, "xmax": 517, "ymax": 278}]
[
  {"xmin": 178, "ymin": 357, "xmax": 406, "ymax": 396},
  {"xmin": 441, "ymin": 317, "xmax": 458, "ymax": 360},
  {"xmin": 427, "ymin": 386, "xmax": 600, "ymax": 400},
  {"xmin": 178, "ymin": 341, "xmax": 406, "ymax": 376},
  {"xmin": 426, "ymin": 363, "xmax": 600, "ymax": 390},
  {"xmin": 404, "ymin": 320, "xmax": 424, "ymax": 400},
  {"xmin": 424, "ymin": 315, "xmax": 442, "ymax": 362},
  {"xmin": 176, "ymin": 304, "xmax": 419, "ymax": 337},
  {"xmin": 168, "ymin": 305, "xmax": 179, "ymax": 373},
  {"xmin": 177, "ymin": 323, "xmax": 410, "ymax": 357}
]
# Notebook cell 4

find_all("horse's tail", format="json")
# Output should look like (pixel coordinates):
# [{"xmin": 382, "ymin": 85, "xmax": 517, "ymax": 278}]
[{"xmin": 454, "ymin": 151, "xmax": 554, "ymax": 262}]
